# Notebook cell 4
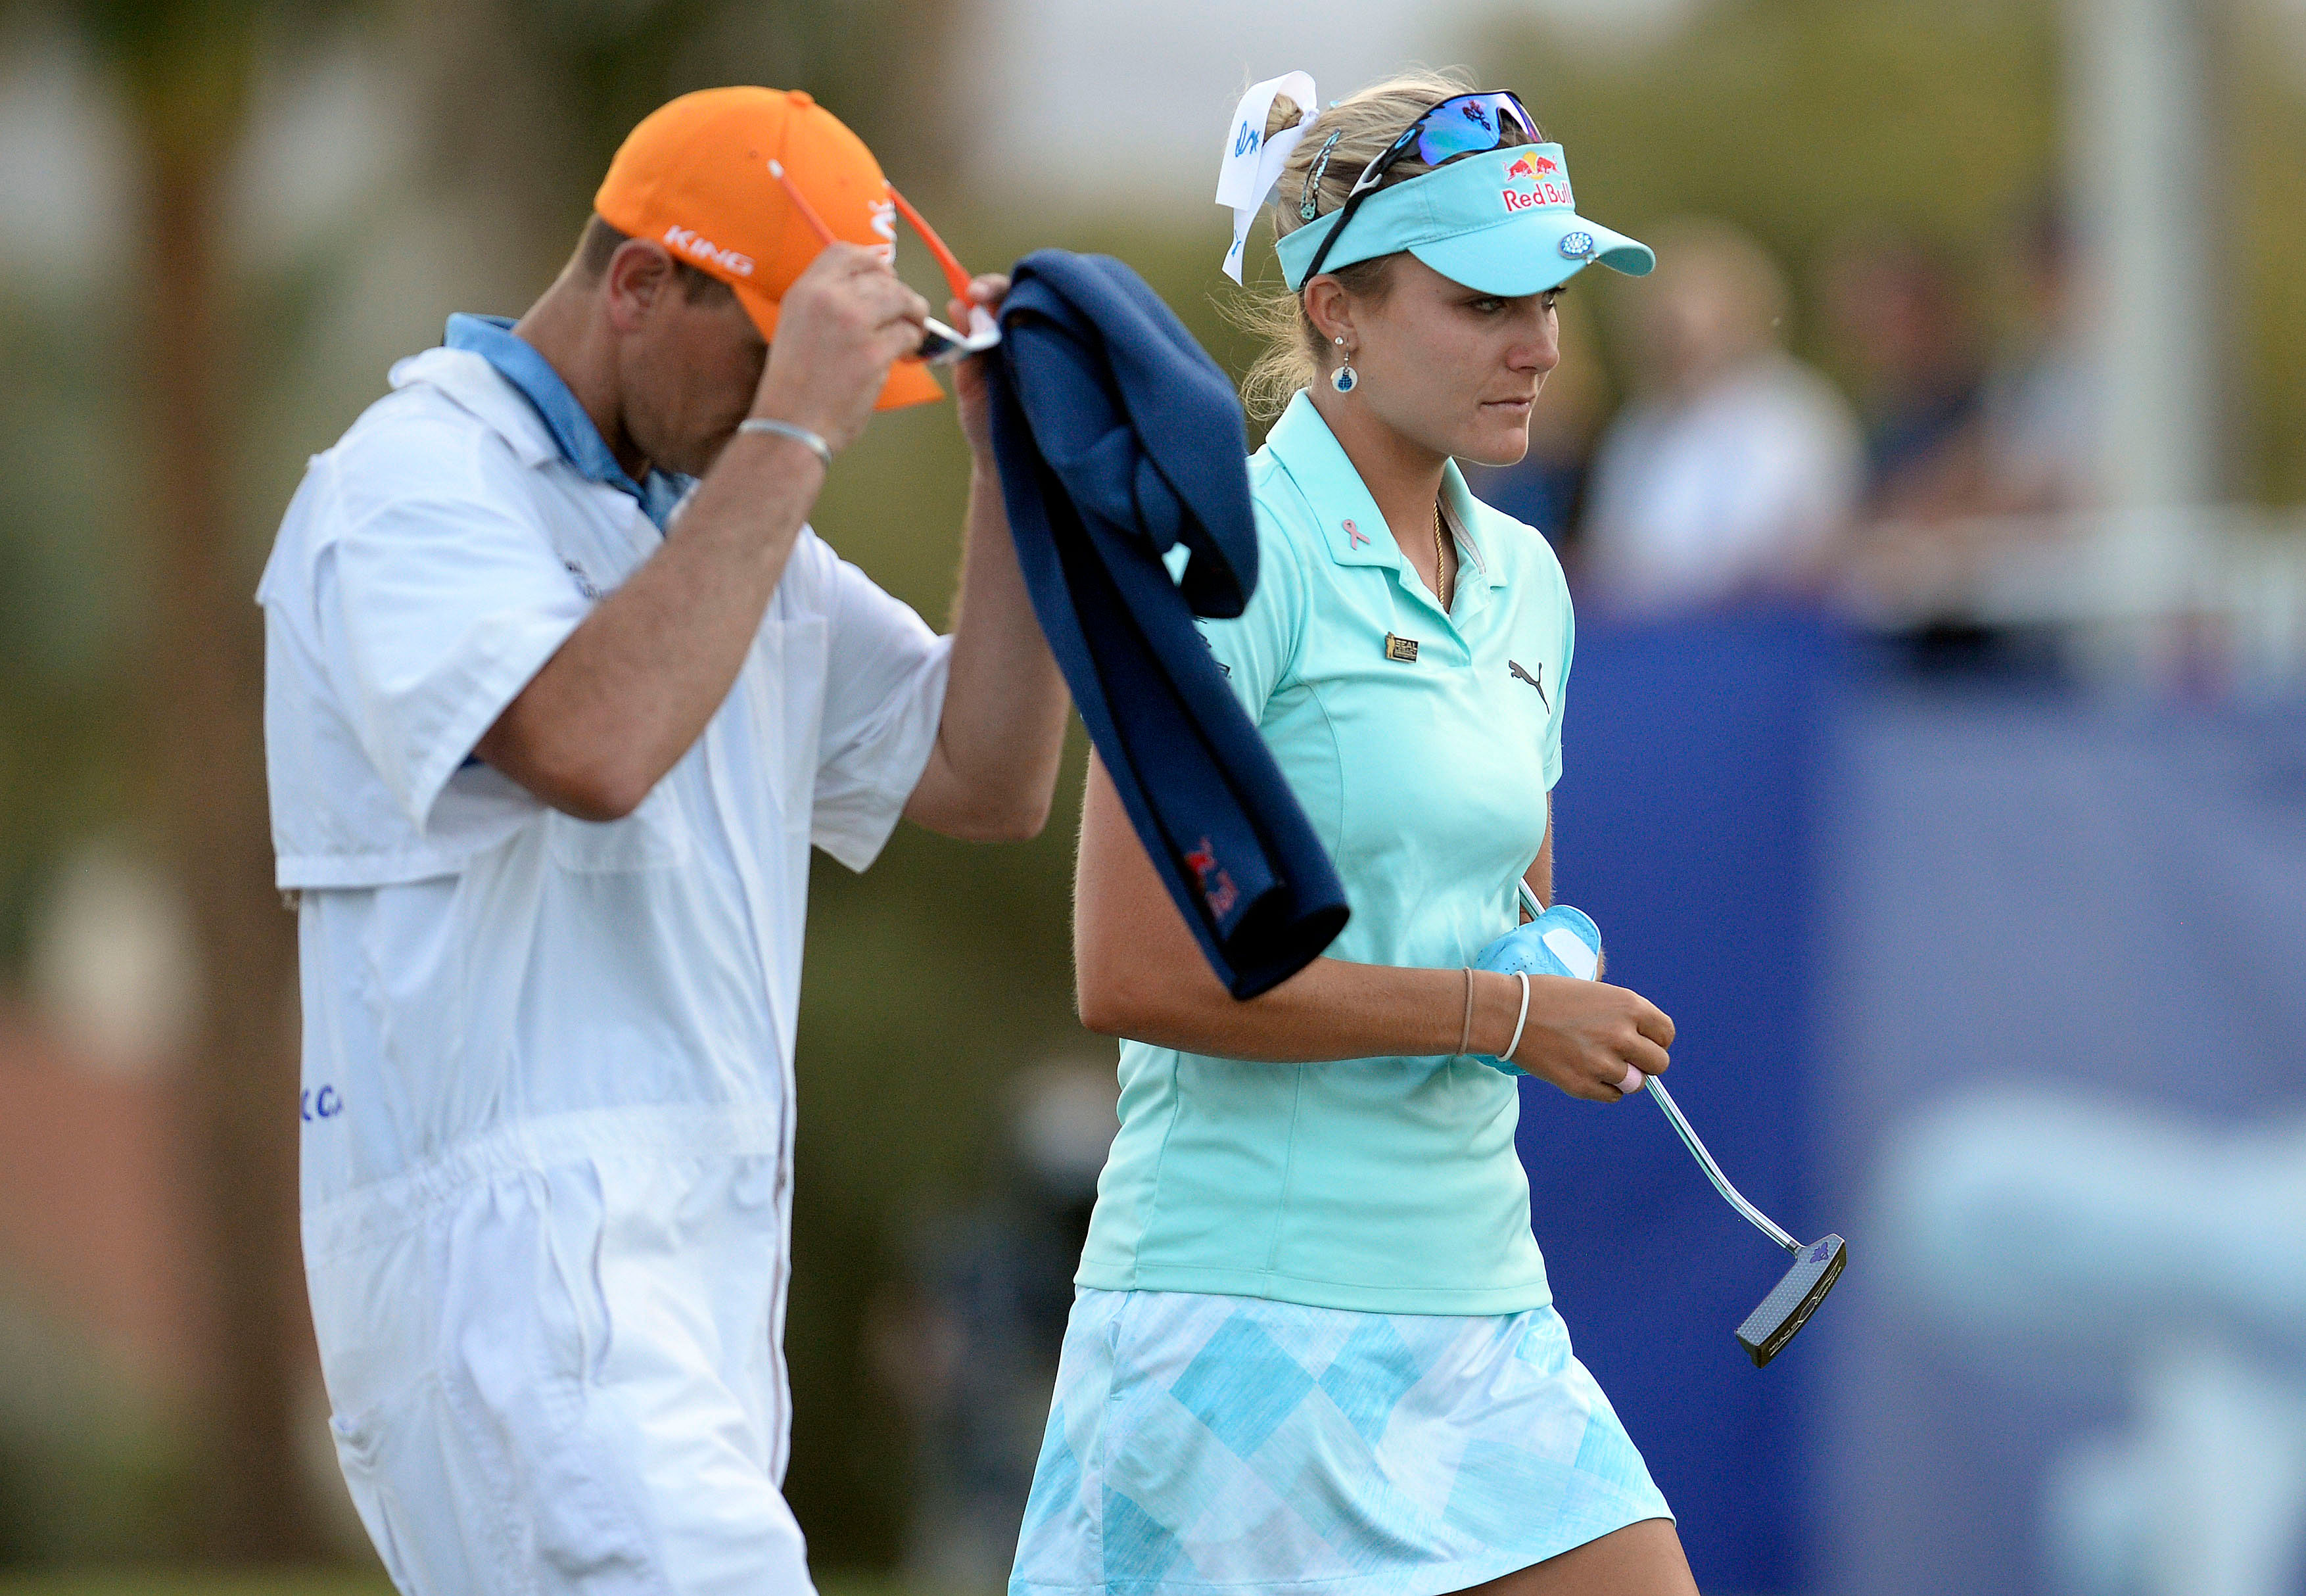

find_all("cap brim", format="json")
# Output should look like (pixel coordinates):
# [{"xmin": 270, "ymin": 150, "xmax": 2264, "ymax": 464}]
[
  {"xmin": 875, "ymin": 361, "xmax": 947, "ymax": 410},
  {"xmin": 1409, "ymin": 214, "xmax": 1654, "ymax": 297},
  {"xmin": 735, "ymin": 284, "xmax": 947, "ymax": 411}
]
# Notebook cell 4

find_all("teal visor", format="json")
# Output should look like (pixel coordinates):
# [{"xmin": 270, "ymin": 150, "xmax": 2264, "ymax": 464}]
[{"xmin": 1274, "ymin": 143, "xmax": 1653, "ymax": 296}]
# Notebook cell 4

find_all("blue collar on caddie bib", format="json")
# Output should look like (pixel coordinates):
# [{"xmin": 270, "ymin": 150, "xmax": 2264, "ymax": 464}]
[
  {"xmin": 444, "ymin": 314, "xmax": 691, "ymax": 530},
  {"xmin": 1275, "ymin": 143, "xmax": 1653, "ymax": 296}
]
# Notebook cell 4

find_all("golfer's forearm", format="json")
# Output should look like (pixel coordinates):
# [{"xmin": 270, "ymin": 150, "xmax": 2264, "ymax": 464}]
[
  {"xmin": 903, "ymin": 461, "xmax": 1069, "ymax": 839},
  {"xmin": 1080, "ymin": 956, "xmax": 1528, "ymax": 1064},
  {"xmin": 477, "ymin": 432, "xmax": 822, "ymax": 819}
]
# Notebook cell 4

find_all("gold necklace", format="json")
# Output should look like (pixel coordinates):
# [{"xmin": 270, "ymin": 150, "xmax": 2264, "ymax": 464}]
[{"xmin": 1432, "ymin": 501, "xmax": 1451, "ymax": 611}]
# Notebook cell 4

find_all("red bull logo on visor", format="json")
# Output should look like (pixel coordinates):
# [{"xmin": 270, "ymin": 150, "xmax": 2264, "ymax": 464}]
[{"xmin": 1501, "ymin": 147, "xmax": 1572, "ymax": 212}]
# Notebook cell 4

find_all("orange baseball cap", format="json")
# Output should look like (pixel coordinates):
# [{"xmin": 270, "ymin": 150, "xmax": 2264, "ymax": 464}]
[{"xmin": 594, "ymin": 86, "xmax": 944, "ymax": 410}]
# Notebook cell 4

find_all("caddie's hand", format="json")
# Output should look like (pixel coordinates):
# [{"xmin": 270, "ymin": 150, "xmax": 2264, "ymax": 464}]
[
  {"xmin": 949, "ymin": 273, "xmax": 1008, "ymax": 459},
  {"xmin": 1511, "ymin": 976, "xmax": 1674, "ymax": 1103},
  {"xmin": 751, "ymin": 243, "xmax": 929, "ymax": 456}
]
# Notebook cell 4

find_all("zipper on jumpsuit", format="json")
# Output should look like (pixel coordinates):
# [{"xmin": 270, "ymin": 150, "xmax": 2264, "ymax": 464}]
[{"xmin": 697, "ymin": 687, "xmax": 800, "ymax": 1480}]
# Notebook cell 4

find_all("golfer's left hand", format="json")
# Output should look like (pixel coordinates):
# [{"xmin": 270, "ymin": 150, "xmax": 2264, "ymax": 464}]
[{"xmin": 950, "ymin": 273, "xmax": 1008, "ymax": 458}]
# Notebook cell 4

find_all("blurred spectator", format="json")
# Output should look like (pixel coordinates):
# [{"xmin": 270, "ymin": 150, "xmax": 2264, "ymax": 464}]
[
  {"xmin": 1820, "ymin": 227, "xmax": 1988, "ymax": 518},
  {"xmin": 871, "ymin": 1060, "xmax": 1118, "ymax": 1590},
  {"xmin": 1976, "ymin": 198, "xmax": 2097, "ymax": 515},
  {"xmin": 1459, "ymin": 293, "xmax": 1611, "ymax": 556},
  {"xmin": 1579, "ymin": 217, "xmax": 1863, "ymax": 615},
  {"xmin": 1831, "ymin": 208, "xmax": 2095, "ymax": 669}
]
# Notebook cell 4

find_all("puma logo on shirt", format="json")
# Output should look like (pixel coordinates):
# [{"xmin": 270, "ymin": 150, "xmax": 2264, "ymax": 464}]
[{"xmin": 1509, "ymin": 659, "xmax": 1549, "ymax": 709}]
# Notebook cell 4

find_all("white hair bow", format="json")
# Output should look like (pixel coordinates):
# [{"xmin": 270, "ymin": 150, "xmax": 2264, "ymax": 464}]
[{"xmin": 1214, "ymin": 72, "xmax": 1317, "ymax": 284}]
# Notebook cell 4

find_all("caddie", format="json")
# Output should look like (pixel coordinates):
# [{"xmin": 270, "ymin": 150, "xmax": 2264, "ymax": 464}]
[{"xmin": 258, "ymin": 87, "xmax": 1068, "ymax": 1594}]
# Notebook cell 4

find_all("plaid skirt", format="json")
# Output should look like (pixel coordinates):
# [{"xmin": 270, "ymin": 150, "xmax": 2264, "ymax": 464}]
[{"xmin": 1010, "ymin": 1288, "xmax": 1672, "ymax": 1596}]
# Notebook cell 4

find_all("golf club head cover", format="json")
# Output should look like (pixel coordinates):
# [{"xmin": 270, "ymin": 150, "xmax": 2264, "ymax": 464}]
[{"xmin": 1469, "ymin": 903, "xmax": 1603, "ymax": 1075}]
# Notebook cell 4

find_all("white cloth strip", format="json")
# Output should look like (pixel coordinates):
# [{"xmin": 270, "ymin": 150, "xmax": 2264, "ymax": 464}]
[{"xmin": 1215, "ymin": 72, "xmax": 1317, "ymax": 283}]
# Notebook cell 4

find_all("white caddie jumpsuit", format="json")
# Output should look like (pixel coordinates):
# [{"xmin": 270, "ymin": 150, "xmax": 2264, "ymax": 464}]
[{"xmin": 259, "ymin": 344, "xmax": 950, "ymax": 1595}]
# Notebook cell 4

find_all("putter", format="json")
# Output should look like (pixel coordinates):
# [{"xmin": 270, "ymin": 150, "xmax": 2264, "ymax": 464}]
[{"xmin": 1517, "ymin": 883, "xmax": 1845, "ymax": 1367}]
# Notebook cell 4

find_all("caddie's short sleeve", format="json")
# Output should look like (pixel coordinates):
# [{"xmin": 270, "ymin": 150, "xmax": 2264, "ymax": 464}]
[
  {"xmin": 807, "ymin": 540, "xmax": 953, "ymax": 871},
  {"xmin": 326, "ymin": 414, "xmax": 588, "ymax": 832}
]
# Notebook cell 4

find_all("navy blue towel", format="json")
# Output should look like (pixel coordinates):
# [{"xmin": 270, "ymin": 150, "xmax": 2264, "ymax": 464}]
[{"xmin": 987, "ymin": 250, "xmax": 1348, "ymax": 1000}]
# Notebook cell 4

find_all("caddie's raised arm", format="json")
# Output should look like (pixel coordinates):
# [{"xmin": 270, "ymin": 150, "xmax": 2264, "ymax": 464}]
[
  {"xmin": 258, "ymin": 86, "xmax": 1066, "ymax": 1596},
  {"xmin": 468, "ymin": 92, "xmax": 1066, "ymax": 835}
]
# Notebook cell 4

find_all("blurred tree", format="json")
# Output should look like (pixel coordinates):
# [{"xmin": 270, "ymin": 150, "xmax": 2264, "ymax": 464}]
[
  {"xmin": 24, "ymin": 0, "xmax": 337, "ymax": 1562},
  {"xmin": 1478, "ymin": 0, "xmax": 2306, "ymax": 502},
  {"xmin": 396, "ymin": 0, "xmax": 968, "ymax": 302},
  {"xmin": 2232, "ymin": 5, "xmax": 2306, "ymax": 504},
  {"xmin": 0, "ymin": 296, "xmax": 139, "ymax": 979},
  {"xmin": 1483, "ymin": 0, "xmax": 2063, "ymax": 388}
]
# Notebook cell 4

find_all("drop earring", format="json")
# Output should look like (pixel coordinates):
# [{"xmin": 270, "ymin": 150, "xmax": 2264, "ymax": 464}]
[{"xmin": 1330, "ymin": 335, "xmax": 1358, "ymax": 394}]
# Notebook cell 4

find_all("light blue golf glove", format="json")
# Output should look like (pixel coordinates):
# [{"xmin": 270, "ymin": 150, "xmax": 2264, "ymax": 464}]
[{"xmin": 1469, "ymin": 902, "xmax": 1603, "ymax": 1075}]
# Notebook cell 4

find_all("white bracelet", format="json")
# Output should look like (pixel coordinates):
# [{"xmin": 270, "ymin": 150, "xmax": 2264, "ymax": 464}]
[
  {"xmin": 1503, "ymin": 972, "xmax": 1531, "ymax": 1066},
  {"xmin": 737, "ymin": 417, "xmax": 832, "ymax": 471}
]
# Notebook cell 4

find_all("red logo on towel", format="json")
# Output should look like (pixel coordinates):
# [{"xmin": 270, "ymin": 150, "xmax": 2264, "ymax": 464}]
[{"xmin": 1185, "ymin": 837, "xmax": 1240, "ymax": 919}]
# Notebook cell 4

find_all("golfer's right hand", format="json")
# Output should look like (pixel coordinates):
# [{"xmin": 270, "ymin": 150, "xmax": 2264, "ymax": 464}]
[
  {"xmin": 751, "ymin": 244, "xmax": 929, "ymax": 456},
  {"xmin": 1511, "ymin": 976, "xmax": 1674, "ymax": 1103}
]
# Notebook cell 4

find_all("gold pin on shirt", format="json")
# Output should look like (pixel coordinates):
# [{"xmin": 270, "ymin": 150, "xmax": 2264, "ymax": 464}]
[{"xmin": 1384, "ymin": 633, "xmax": 1420, "ymax": 663}]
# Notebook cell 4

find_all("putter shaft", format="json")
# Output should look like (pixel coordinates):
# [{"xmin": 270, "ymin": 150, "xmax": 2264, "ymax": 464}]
[
  {"xmin": 1515, "ymin": 883, "xmax": 1800, "ymax": 1255},
  {"xmin": 1641, "ymin": 1076, "xmax": 1800, "ymax": 1254}
]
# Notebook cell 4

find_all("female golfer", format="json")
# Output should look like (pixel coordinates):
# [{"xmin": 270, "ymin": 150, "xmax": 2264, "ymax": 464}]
[{"xmin": 1010, "ymin": 71, "xmax": 1695, "ymax": 1596}]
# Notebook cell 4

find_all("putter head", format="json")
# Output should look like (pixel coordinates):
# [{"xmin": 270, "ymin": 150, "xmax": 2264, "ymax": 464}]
[{"xmin": 1736, "ymin": 1234, "xmax": 1845, "ymax": 1367}]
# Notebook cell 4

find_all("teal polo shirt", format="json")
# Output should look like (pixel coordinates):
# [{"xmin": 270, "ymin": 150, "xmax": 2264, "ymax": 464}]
[{"xmin": 1077, "ymin": 389, "xmax": 1575, "ymax": 1315}]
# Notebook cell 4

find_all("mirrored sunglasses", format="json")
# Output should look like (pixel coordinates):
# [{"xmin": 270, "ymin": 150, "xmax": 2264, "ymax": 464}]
[{"xmin": 1301, "ymin": 91, "xmax": 1540, "ymax": 283}]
